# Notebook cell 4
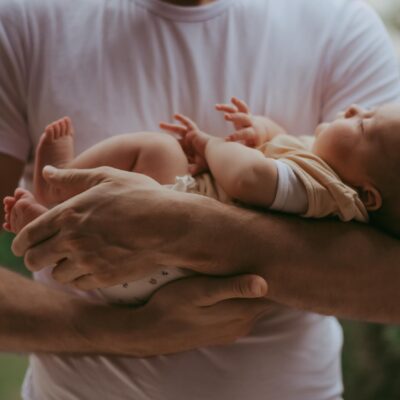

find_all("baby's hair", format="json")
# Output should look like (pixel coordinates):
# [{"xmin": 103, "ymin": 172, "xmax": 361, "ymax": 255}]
[
  {"xmin": 368, "ymin": 134, "xmax": 400, "ymax": 238},
  {"xmin": 369, "ymin": 188, "xmax": 400, "ymax": 237}
]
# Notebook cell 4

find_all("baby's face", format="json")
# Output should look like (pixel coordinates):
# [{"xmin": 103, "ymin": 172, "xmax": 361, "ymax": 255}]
[{"xmin": 312, "ymin": 103, "xmax": 400, "ymax": 186}]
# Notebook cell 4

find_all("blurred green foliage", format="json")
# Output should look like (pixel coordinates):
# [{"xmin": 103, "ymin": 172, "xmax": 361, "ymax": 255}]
[
  {"xmin": 0, "ymin": 232, "xmax": 28, "ymax": 400},
  {"xmin": 0, "ymin": 233, "xmax": 399, "ymax": 399},
  {"xmin": 0, "ymin": 231, "xmax": 28, "ymax": 276},
  {"xmin": 0, "ymin": 354, "xmax": 28, "ymax": 400},
  {"xmin": 342, "ymin": 321, "xmax": 400, "ymax": 399}
]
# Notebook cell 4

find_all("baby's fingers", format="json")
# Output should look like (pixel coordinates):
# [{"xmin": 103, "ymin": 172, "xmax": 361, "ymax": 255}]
[
  {"xmin": 227, "ymin": 128, "xmax": 257, "ymax": 147},
  {"xmin": 159, "ymin": 122, "xmax": 188, "ymax": 136},
  {"xmin": 189, "ymin": 160, "xmax": 208, "ymax": 176},
  {"xmin": 215, "ymin": 103, "xmax": 238, "ymax": 114},
  {"xmin": 224, "ymin": 112, "xmax": 252, "ymax": 128},
  {"xmin": 174, "ymin": 114, "xmax": 199, "ymax": 131},
  {"xmin": 231, "ymin": 97, "xmax": 250, "ymax": 114}
]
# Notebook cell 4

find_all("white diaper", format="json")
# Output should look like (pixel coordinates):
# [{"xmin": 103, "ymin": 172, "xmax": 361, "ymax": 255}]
[{"xmin": 97, "ymin": 175, "xmax": 197, "ymax": 304}]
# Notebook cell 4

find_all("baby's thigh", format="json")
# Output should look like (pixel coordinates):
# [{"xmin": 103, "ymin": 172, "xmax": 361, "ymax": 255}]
[{"xmin": 133, "ymin": 132, "xmax": 189, "ymax": 184}]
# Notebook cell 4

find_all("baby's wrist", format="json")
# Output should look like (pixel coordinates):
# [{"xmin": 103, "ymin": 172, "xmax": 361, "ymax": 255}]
[{"xmin": 206, "ymin": 136, "xmax": 223, "ymax": 148}]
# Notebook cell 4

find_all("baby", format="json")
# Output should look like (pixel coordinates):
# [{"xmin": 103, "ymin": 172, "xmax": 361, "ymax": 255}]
[{"xmin": 3, "ymin": 97, "xmax": 400, "ymax": 303}]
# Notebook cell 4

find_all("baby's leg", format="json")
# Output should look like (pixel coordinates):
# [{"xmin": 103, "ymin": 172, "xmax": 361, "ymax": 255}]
[
  {"xmin": 36, "ymin": 118, "xmax": 188, "ymax": 206},
  {"xmin": 3, "ymin": 188, "xmax": 47, "ymax": 234},
  {"xmin": 34, "ymin": 117, "xmax": 75, "ymax": 206},
  {"xmin": 69, "ymin": 131, "xmax": 189, "ymax": 185}
]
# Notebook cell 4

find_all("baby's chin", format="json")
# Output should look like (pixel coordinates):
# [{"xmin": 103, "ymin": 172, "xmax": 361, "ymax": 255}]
[{"xmin": 315, "ymin": 122, "xmax": 329, "ymax": 137}]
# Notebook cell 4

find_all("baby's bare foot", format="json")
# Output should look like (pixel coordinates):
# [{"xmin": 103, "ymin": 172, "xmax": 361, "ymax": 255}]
[
  {"xmin": 3, "ymin": 188, "xmax": 48, "ymax": 234},
  {"xmin": 34, "ymin": 117, "xmax": 75, "ymax": 206}
]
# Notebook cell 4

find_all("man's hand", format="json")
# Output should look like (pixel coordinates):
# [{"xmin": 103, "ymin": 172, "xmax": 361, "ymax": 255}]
[
  {"xmin": 0, "ymin": 262, "xmax": 273, "ymax": 355},
  {"xmin": 160, "ymin": 114, "xmax": 216, "ymax": 175},
  {"xmin": 111, "ymin": 274, "xmax": 271, "ymax": 356},
  {"xmin": 12, "ymin": 165, "xmax": 248, "ymax": 289},
  {"xmin": 12, "ymin": 166, "xmax": 181, "ymax": 289},
  {"xmin": 216, "ymin": 97, "xmax": 286, "ymax": 146}
]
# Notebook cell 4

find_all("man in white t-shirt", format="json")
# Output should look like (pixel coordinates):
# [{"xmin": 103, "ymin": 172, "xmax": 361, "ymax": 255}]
[{"xmin": 1, "ymin": 0, "xmax": 400, "ymax": 399}]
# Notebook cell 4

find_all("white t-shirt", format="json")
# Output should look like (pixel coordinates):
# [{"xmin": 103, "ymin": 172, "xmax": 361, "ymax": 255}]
[{"xmin": 0, "ymin": 0, "xmax": 399, "ymax": 399}]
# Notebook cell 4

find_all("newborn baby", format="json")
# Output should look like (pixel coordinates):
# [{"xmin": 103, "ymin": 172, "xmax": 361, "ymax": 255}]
[{"xmin": 4, "ymin": 98, "xmax": 400, "ymax": 303}]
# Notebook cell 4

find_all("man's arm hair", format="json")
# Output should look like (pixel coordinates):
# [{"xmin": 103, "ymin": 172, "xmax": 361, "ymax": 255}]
[
  {"xmin": 247, "ymin": 212, "xmax": 400, "ymax": 323},
  {"xmin": 0, "ymin": 266, "xmax": 111, "ymax": 353},
  {"xmin": 161, "ymin": 193, "xmax": 400, "ymax": 324}
]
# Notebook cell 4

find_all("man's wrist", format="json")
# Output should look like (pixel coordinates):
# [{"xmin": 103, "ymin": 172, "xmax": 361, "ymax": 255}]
[
  {"xmin": 169, "ymin": 193, "xmax": 263, "ymax": 276},
  {"xmin": 67, "ymin": 300, "xmax": 154, "ymax": 357}
]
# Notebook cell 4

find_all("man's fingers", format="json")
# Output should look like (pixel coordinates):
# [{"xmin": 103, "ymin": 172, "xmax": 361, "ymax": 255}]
[
  {"xmin": 231, "ymin": 97, "xmax": 250, "ymax": 113},
  {"xmin": 216, "ymin": 297, "xmax": 273, "ymax": 323},
  {"xmin": 71, "ymin": 273, "xmax": 104, "ymax": 291},
  {"xmin": 42, "ymin": 165, "xmax": 110, "ymax": 193},
  {"xmin": 11, "ymin": 210, "xmax": 61, "ymax": 257},
  {"xmin": 23, "ymin": 232, "xmax": 67, "ymax": 271},
  {"xmin": 51, "ymin": 257, "xmax": 85, "ymax": 284},
  {"xmin": 193, "ymin": 275, "xmax": 268, "ymax": 307}
]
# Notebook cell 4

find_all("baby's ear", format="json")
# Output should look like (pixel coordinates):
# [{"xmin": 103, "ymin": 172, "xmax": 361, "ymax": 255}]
[{"xmin": 358, "ymin": 184, "xmax": 382, "ymax": 211}]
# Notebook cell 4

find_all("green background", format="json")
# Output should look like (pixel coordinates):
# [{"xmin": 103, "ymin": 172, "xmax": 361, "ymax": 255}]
[{"xmin": 0, "ymin": 231, "xmax": 399, "ymax": 399}]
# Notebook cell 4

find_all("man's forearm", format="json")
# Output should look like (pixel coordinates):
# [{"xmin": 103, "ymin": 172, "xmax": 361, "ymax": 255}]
[
  {"xmin": 0, "ymin": 266, "xmax": 271, "ymax": 356},
  {"xmin": 10, "ymin": 166, "xmax": 399, "ymax": 324},
  {"xmin": 249, "ymin": 215, "xmax": 400, "ymax": 323},
  {"xmin": 0, "ymin": 267, "xmax": 149, "ymax": 355},
  {"xmin": 179, "ymin": 195, "xmax": 400, "ymax": 323}
]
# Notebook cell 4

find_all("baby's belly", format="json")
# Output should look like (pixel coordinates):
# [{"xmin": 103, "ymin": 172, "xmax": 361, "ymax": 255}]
[{"xmin": 97, "ymin": 268, "xmax": 194, "ymax": 304}]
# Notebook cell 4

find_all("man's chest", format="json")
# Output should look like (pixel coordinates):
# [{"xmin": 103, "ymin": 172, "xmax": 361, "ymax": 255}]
[{"xmin": 26, "ymin": 11, "xmax": 324, "ymax": 155}]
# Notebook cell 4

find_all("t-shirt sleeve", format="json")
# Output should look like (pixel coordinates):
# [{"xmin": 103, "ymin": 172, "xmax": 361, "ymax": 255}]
[
  {"xmin": 321, "ymin": 1, "xmax": 400, "ymax": 122},
  {"xmin": 0, "ymin": 2, "xmax": 31, "ymax": 161},
  {"xmin": 270, "ymin": 160, "xmax": 308, "ymax": 214}
]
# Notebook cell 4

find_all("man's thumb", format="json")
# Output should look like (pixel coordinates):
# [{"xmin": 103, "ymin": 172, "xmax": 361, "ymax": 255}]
[
  {"xmin": 42, "ymin": 165, "xmax": 108, "ymax": 194},
  {"xmin": 197, "ymin": 275, "xmax": 268, "ymax": 307}
]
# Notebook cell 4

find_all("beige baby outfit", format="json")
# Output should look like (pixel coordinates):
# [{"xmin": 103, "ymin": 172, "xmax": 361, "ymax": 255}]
[{"xmin": 187, "ymin": 134, "xmax": 368, "ymax": 223}]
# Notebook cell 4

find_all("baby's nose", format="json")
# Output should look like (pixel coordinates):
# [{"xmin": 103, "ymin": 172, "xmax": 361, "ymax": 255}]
[{"xmin": 345, "ymin": 104, "xmax": 364, "ymax": 118}]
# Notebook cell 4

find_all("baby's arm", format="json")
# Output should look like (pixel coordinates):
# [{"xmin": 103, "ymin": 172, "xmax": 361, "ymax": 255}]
[
  {"xmin": 205, "ymin": 138, "xmax": 278, "ymax": 207},
  {"xmin": 216, "ymin": 97, "xmax": 287, "ymax": 147},
  {"xmin": 161, "ymin": 114, "xmax": 279, "ymax": 209}
]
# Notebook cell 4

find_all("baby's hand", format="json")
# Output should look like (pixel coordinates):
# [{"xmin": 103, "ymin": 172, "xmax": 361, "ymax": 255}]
[
  {"xmin": 160, "ymin": 114, "xmax": 213, "ymax": 175},
  {"xmin": 216, "ymin": 97, "xmax": 286, "ymax": 147},
  {"xmin": 216, "ymin": 97, "xmax": 261, "ymax": 147}
]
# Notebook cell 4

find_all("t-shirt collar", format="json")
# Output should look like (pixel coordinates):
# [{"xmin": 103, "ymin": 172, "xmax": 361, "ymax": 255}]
[{"xmin": 133, "ymin": 0, "xmax": 235, "ymax": 22}]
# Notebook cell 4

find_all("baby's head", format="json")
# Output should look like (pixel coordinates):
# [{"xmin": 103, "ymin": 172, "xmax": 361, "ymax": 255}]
[{"xmin": 312, "ymin": 103, "xmax": 400, "ymax": 236}]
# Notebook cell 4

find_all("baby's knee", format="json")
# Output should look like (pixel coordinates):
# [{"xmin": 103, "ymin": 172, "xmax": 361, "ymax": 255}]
[
  {"xmin": 134, "ymin": 132, "xmax": 188, "ymax": 183},
  {"xmin": 141, "ymin": 132, "xmax": 183, "ymax": 158}
]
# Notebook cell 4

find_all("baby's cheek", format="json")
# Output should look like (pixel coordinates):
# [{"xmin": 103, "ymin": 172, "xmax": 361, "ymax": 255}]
[{"xmin": 314, "ymin": 134, "xmax": 347, "ymax": 171}]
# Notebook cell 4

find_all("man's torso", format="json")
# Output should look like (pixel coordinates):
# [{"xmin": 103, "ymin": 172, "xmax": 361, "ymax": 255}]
[{"xmin": 1, "ymin": 0, "xmax": 399, "ymax": 398}]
